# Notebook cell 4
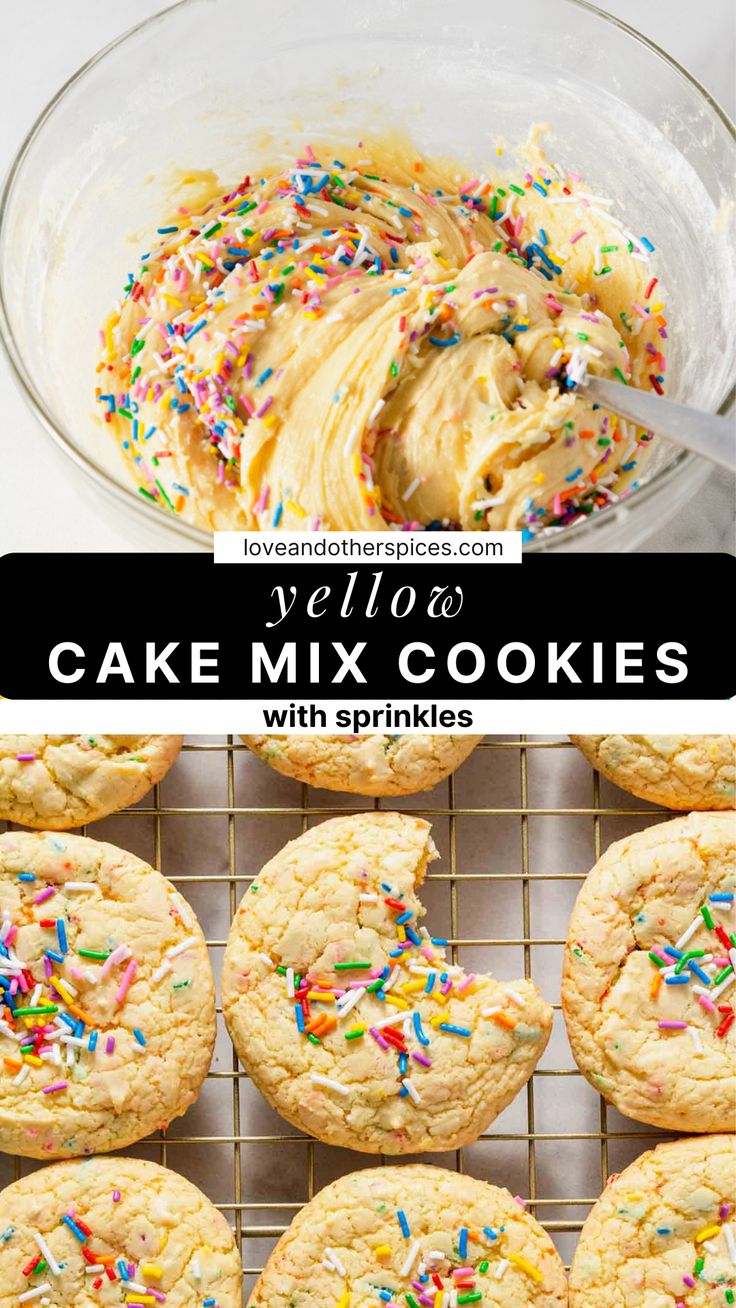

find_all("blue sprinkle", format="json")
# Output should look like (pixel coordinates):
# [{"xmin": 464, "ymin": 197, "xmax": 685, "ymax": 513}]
[
  {"xmin": 17, "ymin": 873, "xmax": 35, "ymax": 883},
  {"xmin": 663, "ymin": 946, "xmax": 683, "ymax": 959},
  {"xmin": 60, "ymin": 1216, "xmax": 87, "ymax": 1242},
  {"xmin": 483, "ymin": 1226, "xmax": 498, "ymax": 1242},
  {"xmin": 458, "ymin": 1228, "xmax": 468, "ymax": 1259},
  {"xmin": 133, "ymin": 1028, "xmax": 146, "ymax": 1046},
  {"xmin": 424, "ymin": 973, "xmax": 435, "ymax": 994},
  {"xmin": 429, "ymin": 332, "xmax": 461, "ymax": 347},
  {"xmin": 404, "ymin": 927, "xmax": 422, "ymax": 946},
  {"xmin": 430, "ymin": 937, "xmax": 448, "ymax": 947},
  {"xmin": 88, "ymin": 1031, "xmax": 98, "ymax": 1052},
  {"xmin": 521, "ymin": 528, "xmax": 534, "ymax": 544},
  {"xmin": 566, "ymin": 468, "xmax": 583, "ymax": 483},
  {"xmin": 56, "ymin": 920, "xmax": 68, "ymax": 954},
  {"xmin": 710, "ymin": 893, "xmax": 734, "ymax": 902},
  {"xmin": 44, "ymin": 950, "xmax": 65, "ymax": 965},
  {"xmin": 439, "ymin": 1023, "xmax": 471, "ymax": 1037},
  {"xmin": 689, "ymin": 963, "xmax": 712, "ymax": 986},
  {"xmin": 256, "ymin": 368, "xmax": 273, "ymax": 388},
  {"xmin": 397, "ymin": 1209, "xmax": 411, "ymax": 1238},
  {"xmin": 413, "ymin": 1013, "xmax": 430, "ymax": 1047},
  {"xmin": 395, "ymin": 911, "xmax": 413, "ymax": 926},
  {"xmin": 665, "ymin": 974, "xmax": 691, "ymax": 985},
  {"xmin": 295, "ymin": 1005, "xmax": 304, "ymax": 1033},
  {"xmin": 157, "ymin": 225, "xmax": 179, "ymax": 235},
  {"xmin": 272, "ymin": 501, "xmax": 283, "ymax": 527},
  {"xmin": 532, "ymin": 182, "xmax": 548, "ymax": 197},
  {"xmin": 183, "ymin": 319, "xmax": 207, "ymax": 343},
  {"xmin": 640, "ymin": 236, "xmax": 655, "ymax": 253}
]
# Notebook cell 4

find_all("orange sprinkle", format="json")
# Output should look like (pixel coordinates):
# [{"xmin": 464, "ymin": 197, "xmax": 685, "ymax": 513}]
[{"xmin": 489, "ymin": 1011, "xmax": 516, "ymax": 1030}]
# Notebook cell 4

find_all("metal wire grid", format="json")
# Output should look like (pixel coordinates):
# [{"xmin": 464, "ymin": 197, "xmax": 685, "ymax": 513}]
[{"xmin": 1, "ymin": 736, "xmax": 676, "ymax": 1291}]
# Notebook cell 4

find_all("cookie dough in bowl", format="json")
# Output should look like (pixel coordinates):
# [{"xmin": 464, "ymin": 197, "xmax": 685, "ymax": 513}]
[
  {"xmin": 570, "ymin": 734, "xmax": 736, "ymax": 810},
  {"xmin": 562, "ymin": 812, "xmax": 736, "ymax": 1133},
  {"xmin": 100, "ymin": 141, "xmax": 666, "ymax": 537},
  {"xmin": 247, "ymin": 1163, "xmax": 567, "ymax": 1306},
  {"xmin": 222, "ymin": 811, "xmax": 552, "ymax": 1154},
  {"xmin": 0, "ymin": 1155, "xmax": 242, "ymax": 1308},
  {"xmin": 569, "ymin": 1134, "xmax": 736, "ymax": 1305},
  {"xmin": 241, "ymin": 733, "xmax": 483, "ymax": 795},
  {"xmin": 0, "ymin": 830, "xmax": 215, "ymax": 1157},
  {"xmin": 0, "ymin": 736, "xmax": 183, "ymax": 829}
]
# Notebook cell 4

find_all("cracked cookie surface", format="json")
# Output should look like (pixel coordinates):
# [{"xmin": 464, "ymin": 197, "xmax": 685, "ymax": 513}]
[
  {"xmin": 0, "ymin": 737, "xmax": 183, "ymax": 830},
  {"xmin": 562, "ymin": 812, "xmax": 736, "ymax": 1132},
  {"xmin": 570, "ymin": 735, "xmax": 736, "ymax": 810},
  {"xmin": 222, "ymin": 811, "xmax": 552, "ymax": 1154},
  {"xmin": 569, "ymin": 1134, "xmax": 736, "ymax": 1305},
  {"xmin": 247, "ymin": 1163, "xmax": 567, "ymax": 1307},
  {"xmin": 0, "ymin": 1155, "xmax": 242, "ymax": 1308},
  {"xmin": 0, "ymin": 830, "xmax": 215, "ymax": 1158},
  {"xmin": 241, "ymin": 734, "xmax": 482, "ymax": 796}
]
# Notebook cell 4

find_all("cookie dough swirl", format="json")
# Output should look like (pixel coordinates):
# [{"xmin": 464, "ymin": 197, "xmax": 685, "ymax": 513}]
[{"xmin": 99, "ymin": 142, "xmax": 664, "ymax": 534}]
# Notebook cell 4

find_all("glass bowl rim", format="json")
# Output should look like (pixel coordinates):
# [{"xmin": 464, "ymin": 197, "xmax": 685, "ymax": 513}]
[{"xmin": 0, "ymin": 0, "xmax": 734, "ymax": 550}]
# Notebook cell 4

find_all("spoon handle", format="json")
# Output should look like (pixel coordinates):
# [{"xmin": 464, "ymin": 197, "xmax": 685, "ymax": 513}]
[{"xmin": 584, "ymin": 376, "xmax": 735, "ymax": 473}]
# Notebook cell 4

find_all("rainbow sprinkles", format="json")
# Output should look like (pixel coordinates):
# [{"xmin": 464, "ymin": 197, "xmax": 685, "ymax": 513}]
[{"xmin": 98, "ymin": 139, "xmax": 666, "ymax": 537}]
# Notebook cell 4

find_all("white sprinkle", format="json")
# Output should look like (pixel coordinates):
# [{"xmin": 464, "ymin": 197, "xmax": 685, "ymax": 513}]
[
  {"xmin": 33, "ymin": 1234, "xmax": 61, "ymax": 1277},
  {"xmin": 401, "ymin": 477, "xmax": 422, "ymax": 503},
  {"xmin": 166, "ymin": 937, "xmax": 197, "ymax": 959},
  {"xmin": 256, "ymin": 954, "xmax": 273, "ymax": 968},
  {"xmin": 63, "ymin": 882, "xmax": 96, "ymax": 893},
  {"xmin": 311, "ymin": 1074, "xmax": 351, "ymax": 1097},
  {"xmin": 127, "ymin": 1284, "xmax": 149, "ymax": 1295},
  {"xmin": 402, "ymin": 1077, "xmax": 422, "ymax": 1106},
  {"xmin": 359, "ymin": 893, "xmax": 378, "ymax": 903},
  {"xmin": 343, "ymin": 424, "xmax": 361, "ymax": 457},
  {"xmin": 286, "ymin": 967, "xmax": 295, "ymax": 999},
  {"xmin": 153, "ymin": 961, "xmax": 172, "ymax": 985},
  {"xmin": 505, "ymin": 988, "xmax": 526, "ymax": 1008},
  {"xmin": 381, "ymin": 967, "xmax": 401, "ymax": 994},
  {"xmin": 171, "ymin": 893, "xmax": 193, "ymax": 927},
  {"xmin": 401, "ymin": 1239, "xmax": 421, "ymax": 1278},
  {"xmin": 711, "ymin": 971, "xmax": 735, "ymax": 1002},
  {"xmin": 471, "ymin": 497, "xmax": 506, "ymax": 512},
  {"xmin": 191, "ymin": 1261, "xmax": 201, "ymax": 1281},
  {"xmin": 703, "ymin": 1240, "xmax": 719, "ymax": 1255},
  {"xmin": 495, "ymin": 1258, "xmax": 509, "ymax": 1279},
  {"xmin": 19, "ymin": 1286, "xmax": 51, "ymax": 1302},
  {"xmin": 675, "ymin": 915, "xmax": 702, "ymax": 951},
  {"xmin": 373, "ymin": 1009, "xmax": 414, "ymax": 1032},
  {"xmin": 482, "ymin": 1006, "xmax": 502, "ymax": 1018},
  {"xmin": 724, "ymin": 1223, "xmax": 736, "ymax": 1265},
  {"xmin": 688, "ymin": 1026, "xmax": 704, "ymax": 1055},
  {"xmin": 12, "ymin": 1064, "xmax": 29, "ymax": 1087},
  {"xmin": 337, "ymin": 987, "xmax": 365, "ymax": 1021},
  {"xmin": 324, "ymin": 1248, "xmax": 346, "ymax": 1276},
  {"xmin": 85, "ymin": 1265, "xmax": 105, "ymax": 1275}
]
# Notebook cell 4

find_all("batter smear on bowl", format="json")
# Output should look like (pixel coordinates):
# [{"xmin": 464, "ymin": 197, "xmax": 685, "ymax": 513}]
[{"xmin": 97, "ymin": 140, "xmax": 666, "ymax": 535}]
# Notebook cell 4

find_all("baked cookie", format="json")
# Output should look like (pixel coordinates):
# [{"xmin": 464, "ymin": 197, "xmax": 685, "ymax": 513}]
[
  {"xmin": 0, "ymin": 830, "xmax": 215, "ymax": 1157},
  {"xmin": 562, "ymin": 812, "xmax": 736, "ymax": 1133},
  {"xmin": 569, "ymin": 1134, "xmax": 736, "ymax": 1305},
  {"xmin": 570, "ymin": 734, "xmax": 736, "ymax": 809},
  {"xmin": 241, "ymin": 734, "xmax": 483, "ymax": 795},
  {"xmin": 0, "ymin": 736, "xmax": 183, "ymax": 829},
  {"xmin": 222, "ymin": 811, "xmax": 552, "ymax": 1154},
  {"xmin": 0, "ymin": 1155, "xmax": 241, "ymax": 1308},
  {"xmin": 247, "ymin": 1163, "xmax": 567, "ymax": 1307}
]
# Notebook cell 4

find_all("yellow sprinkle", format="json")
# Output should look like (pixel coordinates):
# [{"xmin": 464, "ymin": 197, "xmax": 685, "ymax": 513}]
[
  {"xmin": 650, "ymin": 302, "xmax": 664, "ymax": 313},
  {"xmin": 335, "ymin": 1293, "xmax": 350, "ymax": 1308},
  {"xmin": 52, "ymin": 980, "xmax": 75, "ymax": 1005},
  {"xmin": 302, "ymin": 310, "xmax": 321, "ymax": 319},
  {"xmin": 374, "ymin": 1245, "xmax": 392, "ymax": 1259},
  {"xmin": 435, "ymin": 254, "xmax": 451, "ymax": 269},
  {"xmin": 533, "ymin": 473, "xmax": 545, "ymax": 485},
  {"xmin": 695, "ymin": 1224, "xmax": 721, "ymax": 1242},
  {"xmin": 194, "ymin": 253, "xmax": 214, "ymax": 269},
  {"xmin": 262, "ymin": 414, "xmax": 279, "ymax": 429},
  {"xmin": 430, "ymin": 993, "xmax": 449, "ymax": 1008},
  {"xmin": 161, "ymin": 294, "xmax": 182, "ymax": 308},
  {"xmin": 385, "ymin": 994, "xmax": 409, "ymax": 1011},
  {"xmin": 285, "ymin": 499, "xmax": 307, "ymax": 518},
  {"xmin": 140, "ymin": 1265, "xmax": 162, "ymax": 1279},
  {"xmin": 400, "ymin": 980, "xmax": 426, "ymax": 996},
  {"xmin": 23, "ymin": 1054, "xmax": 43, "ymax": 1067},
  {"xmin": 508, "ymin": 1252, "xmax": 542, "ymax": 1283},
  {"xmin": 396, "ymin": 925, "xmax": 406, "ymax": 942},
  {"xmin": 306, "ymin": 990, "xmax": 335, "ymax": 1003},
  {"xmin": 553, "ymin": 336, "xmax": 563, "ymax": 349}
]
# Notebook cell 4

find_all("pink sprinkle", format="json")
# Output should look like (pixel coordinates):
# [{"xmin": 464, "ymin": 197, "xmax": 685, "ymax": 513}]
[
  {"xmin": 100, "ymin": 944, "xmax": 130, "ymax": 979},
  {"xmin": 115, "ymin": 959, "xmax": 137, "ymax": 1007},
  {"xmin": 34, "ymin": 887, "xmax": 56, "ymax": 906},
  {"xmin": 255, "ymin": 396, "xmax": 273, "ymax": 419},
  {"xmin": 458, "ymin": 974, "xmax": 476, "ymax": 993},
  {"xmin": 255, "ymin": 200, "xmax": 269, "ymax": 215},
  {"xmin": 720, "ymin": 1202, "xmax": 731, "ymax": 1219},
  {"xmin": 569, "ymin": 230, "xmax": 587, "ymax": 244},
  {"xmin": 112, "ymin": 1190, "xmax": 121, "ymax": 1203},
  {"xmin": 106, "ymin": 1036, "xmax": 116, "ymax": 1055},
  {"xmin": 304, "ymin": 144, "xmax": 316, "ymax": 163},
  {"xmin": 15, "ymin": 753, "xmax": 36, "ymax": 762},
  {"xmin": 412, "ymin": 1052, "xmax": 432, "ymax": 1068},
  {"xmin": 658, "ymin": 1021, "xmax": 688, "ymax": 1029},
  {"xmin": 698, "ymin": 994, "xmax": 717, "ymax": 1013},
  {"xmin": 513, "ymin": 1195, "xmax": 527, "ymax": 1208},
  {"xmin": 42, "ymin": 1081, "xmax": 68, "ymax": 1094}
]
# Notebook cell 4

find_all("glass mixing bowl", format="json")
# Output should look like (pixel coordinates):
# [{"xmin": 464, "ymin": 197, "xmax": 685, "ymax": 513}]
[{"xmin": 1, "ymin": 0, "xmax": 734, "ymax": 551}]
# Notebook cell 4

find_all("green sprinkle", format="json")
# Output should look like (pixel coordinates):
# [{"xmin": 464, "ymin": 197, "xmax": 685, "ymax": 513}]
[
  {"xmin": 78, "ymin": 949, "xmax": 110, "ymax": 960},
  {"xmin": 700, "ymin": 904, "xmax": 715, "ymax": 930},
  {"xmin": 714, "ymin": 964, "xmax": 734, "ymax": 986},
  {"xmin": 576, "ymin": 332, "xmax": 590, "ymax": 341},
  {"xmin": 118, "ymin": 407, "xmax": 134, "ymax": 420},
  {"xmin": 613, "ymin": 367, "xmax": 628, "ymax": 385},
  {"xmin": 155, "ymin": 480, "xmax": 175, "ymax": 513},
  {"xmin": 457, "ymin": 1296, "xmax": 482, "ymax": 1305},
  {"xmin": 675, "ymin": 949, "xmax": 706, "ymax": 974},
  {"xmin": 390, "ymin": 361, "xmax": 398, "ymax": 377},
  {"xmin": 479, "ymin": 1260, "xmax": 489, "ymax": 1273},
  {"xmin": 307, "ymin": 1033, "xmax": 321, "ymax": 1046},
  {"xmin": 334, "ymin": 961, "xmax": 372, "ymax": 971},
  {"xmin": 344, "ymin": 1028, "xmax": 365, "ymax": 1041},
  {"xmin": 173, "ymin": 980, "xmax": 191, "ymax": 990},
  {"xmin": 14, "ymin": 1005, "xmax": 58, "ymax": 1017},
  {"xmin": 509, "ymin": 184, "xmax": 525, "ymax": 196},
  {"xmin": 130, "ymin": 338, "xmax": 145, "ymax": 356},
  {"xmin": 648, "ymin": 952, "xmax": 666, "ymax": 967}
]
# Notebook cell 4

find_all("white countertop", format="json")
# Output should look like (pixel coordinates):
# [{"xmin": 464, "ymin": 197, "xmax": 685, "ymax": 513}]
[{"xmin": 1, "ymin": 0, "xmax": 733, "ymax": 553}]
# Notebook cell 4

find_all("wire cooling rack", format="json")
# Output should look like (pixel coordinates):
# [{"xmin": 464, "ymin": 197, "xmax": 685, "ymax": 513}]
[{"xmin": 0, "ymin": 736, "xmax": 677, "ymax": 1291}]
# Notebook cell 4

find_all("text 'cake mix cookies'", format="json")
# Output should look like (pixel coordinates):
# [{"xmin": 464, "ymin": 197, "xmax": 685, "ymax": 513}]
[
  {"xmin": 0, "ymin": 830, "xmax": 215, "ymax": 1157},
  {"xmin": 0, "ymin": 737, "xmax": 183, "ymax": 830},
  {"xmin": 562, "ymin": 812, "xmax": 735, "ymax": 1133},
  {"xmin": 242, "ymin": 734, "xmax": 483, "ymax": 796},
  {"xmin": 222, "ymin": 812, "xmax": 552, "ymax": 1154},
  {"xmin": 98, "ymin": 140, "xmax": 665, "ymax": 537},
  {"xmin": 569, "ymin": 1134, "xmax": 736, "ymax": 1304},
  {"xmin": 247, "ymin": 1164, "xmax": 567, "ymax": 1306},
  {"xmin": 570, "ymin": 734, "xmax": 736, "ymax": 810},
  {"xmin": 0, "ymin": 1156, "xmax": 242, "ymax": 1308}
]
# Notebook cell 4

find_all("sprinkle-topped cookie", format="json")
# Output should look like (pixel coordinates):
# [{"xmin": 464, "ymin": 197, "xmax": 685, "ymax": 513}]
[
  {"xmin": 0, "ymin": 737, "xmax": 183, "ymax": 830},
  {"xmin": 570, "ymin": 1135, "xmax": 736, "ymax": 1305},
  {"xmin": 562, "ymin": 812, "xmax": 735, "ymax": 1132},
  {"xmin": 0, "ymin": 831, "xmax": 215, "ymax": 1157},
  {"xmin": 0, "ymin": 1156, "xmax": 242, "ymax": 1308},
  {"xmin": 241, "ymin": 734, "xmax": 483, "ymax": 796},
  {"xmin": 246, "ymin": 1164, "xmax": 567, "ymax": 1306},
  {"xmin": 222, "ymin": 812, "xmax": 552, "ymax": 1154},
  {"xmin": 98, "ymin": 140, "xmax": 665, "ymax": 537}
]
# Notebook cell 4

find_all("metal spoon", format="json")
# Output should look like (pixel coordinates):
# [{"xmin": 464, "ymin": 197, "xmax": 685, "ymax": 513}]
[{"xmin": 583, "ymin": 376, "xmax": 735, "ymax": 473}]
